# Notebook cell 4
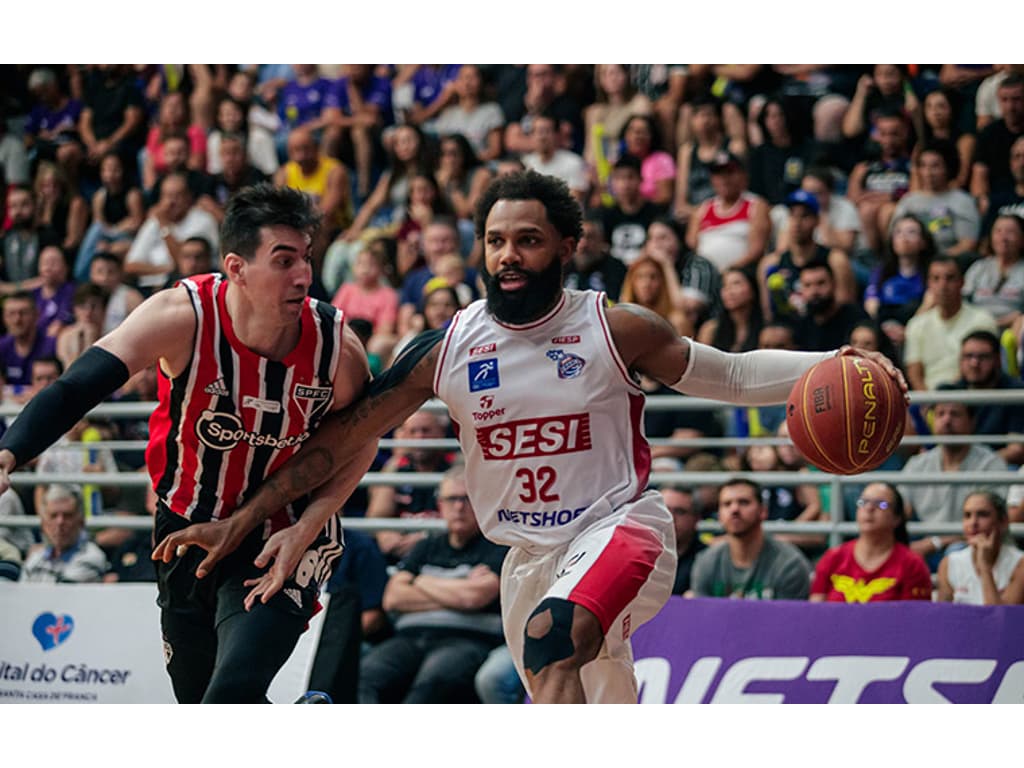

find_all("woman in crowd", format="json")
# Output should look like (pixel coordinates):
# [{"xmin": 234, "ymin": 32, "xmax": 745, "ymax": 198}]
[
  {"xmin": 864, "ymin": 214, "xmax": 935, "ymax": 349},
  {"xmin": 583, "ymin": 64, "xmax": 652, "ymax": 200},
  {"xmin": 963, "ymin": 212, "xmax": 1024, "ymax": 329},
  {"xmin": 433, "ymin": 65, "xmax": 504, "ymax": 162},
  {"xmin": 619, "ymin": 254, "xmax": 689, "ymax": 336},
  {"xmin": 697, "ymin": 267, "xmax": 763, "ymax": 353},
  {"xmin": 916, "ymin": 87, "xmax": 975, "ymax": 190},
  {"xmin": 33, "ymin": 161, "xmax": 88, "ymax": 258},
  {"xmin": 747, "ymin": 96, "xmax": 816, "ymax": 208},
  {"xmin": 141, "ymin": 90, "xmax": 207, "ymax": 190},
  {"xmin": 937, "ymin": 492, "xmax": 1024, "ymax": 605},
  {"xmin": 434, "ymin": 133, "xmax": 493, "ymax": 224},
  {"xmin": 673, "ymin": 96, "xmax": 741, "ymax": 222},
  {"xmin": 644, "ymin": 216, "xmax": 721, "ymax": 331},
  {"xmin": 810, "ymin": 483, "xmax": 932, "ymax": 603},
  {"xmin": 74, "ymin": 152, "xmax": 144, "ymax": 281},
  {"xmin": 618, "ymin": 114, "xmax": 675, "ymax": 208},
  {"xmin": 205, "ymin": 96, "xmax": 278, "ymax": 177}
]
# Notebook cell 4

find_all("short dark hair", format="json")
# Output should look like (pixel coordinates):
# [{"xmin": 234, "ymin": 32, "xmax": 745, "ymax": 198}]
[
  {"xmin": 612, "ymin": 154, "xmax": 642, "ymax": 175},
  {"xmin": 74, "ymin": 282, "xmax": 109, "ymax": 308},
  {"xmin": 917, "ymin": 139, "xmax": 959, "ymax": 181},
  {"xmin": 473, "ymin": 169, "xmax": 583, "ymax": 242},
  {"xmin": 183, "ymin": 236, "xmax": 214, "ymax": 259},
  {"xmin": 798, "ymin": 259, "xmax": 833, "ymax": 280},
  {"xmin": 961, "ymin": 329, "xmax": 1000, "ymax": 354},
  {"xmin": 4, "ymin": 290, "xmax": 36, "ymax": 307},
  {"xmin": 91, "ymin": 251, "xmax": 122, "ymax": 268},
  {"xmin": 999, "ymin": 73, "xmax": 1024, "ymax": 92},
  {"xmin": 720, "ymin": 477, "xmax": 762, "ymax": 501},
  {"xmin": 928, "ymin": 254, "xmax": 964, "ymax": 278},
  {"xmin": 220, "ymin": 183, "xmax": 322, "ymax": 261},
  {"xmin": 32, "ymin": 355, "xmax": 64, "ymax": 377}
]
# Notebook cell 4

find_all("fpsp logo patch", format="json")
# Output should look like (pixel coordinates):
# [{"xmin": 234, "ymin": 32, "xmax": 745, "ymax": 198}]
[
  {"xmin": 468, "ymin": 358, "xmax": 500, "ymax": 392},
  {"xmin": 546, "ymin": 349, "xmax": 586, "ymax": 379},
  {"xmin": 33, "ymin": 612, "xmax": 74, "ymax": 651}
]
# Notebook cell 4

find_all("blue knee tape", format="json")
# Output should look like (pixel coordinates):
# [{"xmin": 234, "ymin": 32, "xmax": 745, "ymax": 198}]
[{"xmin": 522, "ymin": 598, "xmax": 576, "ymax": 675}]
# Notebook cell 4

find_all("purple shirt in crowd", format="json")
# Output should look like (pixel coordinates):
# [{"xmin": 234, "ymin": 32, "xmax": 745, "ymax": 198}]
[
  {"xmin": 278, "ymin": 78, "xmax": 337, "ymax": 130},
  {"xmin": 0, "ymin": 333, "xmax": 58, "ymax": 388},
  {"xmin": 33, "ymin": 283, "xmax": 76, "ymax": 334}
]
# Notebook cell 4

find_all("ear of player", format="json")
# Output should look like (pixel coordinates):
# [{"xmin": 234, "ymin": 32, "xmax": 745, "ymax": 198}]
[{"xmin": 786, "ymin": 356, "xmax": 906, "ymax": 475}]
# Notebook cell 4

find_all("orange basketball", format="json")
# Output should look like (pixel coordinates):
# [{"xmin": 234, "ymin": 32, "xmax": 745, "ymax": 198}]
[{"xmin": 785, "ymin": 355, "xmax": 906, "ymax": 475}]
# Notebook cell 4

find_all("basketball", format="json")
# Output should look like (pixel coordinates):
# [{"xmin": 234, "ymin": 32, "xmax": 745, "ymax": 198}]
[{"xmin": 785, "ymin": 355, "xmax": 906, "ymax": 475}]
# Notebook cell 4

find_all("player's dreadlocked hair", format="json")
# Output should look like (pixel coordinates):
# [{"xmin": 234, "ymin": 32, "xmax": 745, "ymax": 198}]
[
  {"xmin": 221, "ymin": 183, "xmax": 323, "ymax": 261},
  {"xmin": 473, "ymin": 169, "xmax": 583, "ymax": 243}
]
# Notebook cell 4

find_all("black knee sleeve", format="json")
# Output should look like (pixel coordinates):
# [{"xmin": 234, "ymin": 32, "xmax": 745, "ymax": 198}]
[{"xmin": 523, "ymin": 597, "xmax": 576, "ymax": 675}]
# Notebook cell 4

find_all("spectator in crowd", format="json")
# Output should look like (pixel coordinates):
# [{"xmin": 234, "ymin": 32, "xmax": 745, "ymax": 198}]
[
  {"xmin": 0, "ymin": 291, "xmax": 57, "ymax": 398},
  {"xmin": 979, "ymin": 135, "xmax": 1024, "ymax": 252},
  {"xmin": 89, "ymin": 252, "xmax": 143, "ymax": 335},
  {"xmin": 273, "ymin": 64, "xmax": 336, "ymax": 157},
  {"xmin": 583, "ymin": 64, "xmax": 652, "ymax": 203},
  {"xmin": 563, "ymin": 213, "xmax": 627, "ymax": 301},
  {"xmin": 359, "ymin": 465, "xmax": 507, "ymax": 703},
  {"xmin": 847, "ymin": 320, "xmax": 901, "ymax": 378},
  {"xmin": 23, "ymin": 67, "xmax": 84, "ymax": 187},
  {"xmin": 226, "ymin": 69, "xmax": 283, "ymax": 139},
  {"xmin": 944, "ymin": 330, "xmax": 1024, "ymax": 464},
  {"xmin": 124, "ymin": 171, "xmax": 219, "ymax": 293},
  {"xmin": 34, "ymin": 408, "xmax": 119, "ymax": 518},
  {"xmin": 899, "ymin": 398, "xmax": 1009, "ymax": 561},
  {"xmin": 962, "ymin": 213, "xmax": 1024, "ymax": 329},
  {"xmin": 599, "ymin": 155, "xmax": 664, "ymax": 265},
  {"xmin": 891, "ymin": 141, "xmax": 980, "ymax": 258},
  {"xmin": 619, "ymin": 114, "xmax": 676, "ymax": 208},
  {"xmin": 391, "ymin": 64, "xmax": 458, "ymax": 130},
  {"xmin": 367, "ymin": 409, "xmax": 455, "ymax": 564},
  {"xmin": 20, "ymin": 484, "xmax": 108, "ymax": 583},
  {"xmin": 698, "ymin": 266, "xmax": 763, "ymax": 352},
  {"xmin": 142, "ymin": 91, "xmax": 208, "ymax": 189},
  {"xmin": 843, "ymin": 65, "xmax": 922, "ymax": 153},
  {"xmin": 0, "ymin": 108, "xmax": 30, "ymax": 186},
  {"xmin": 32, "ymin": 161, "xmax": 87, "ymax": 258},
  {"xmin": 645, "ymin": 217, "xmax": 720, "ymax": 332},
  {"xmin": 759, "ymin": 190, "xmax": 856, "ymax": 321},
  {"xmin": 789, "ymin": 165, "xmax": 861, "ymax": 254},
  {"xmin": 206, "ymin": 96, "xmax": 278, "ymax": 178},
  {"xmin": 847, "ymin": 109, "xmax": 913, "ymax": 255},
  {"xmin": 32, "ymin": 245, "xmax": 74, "ymax": 338},
  {"xmin": 344, "ymin": 124, "xmax": 432, "ymax": 243},
  {"xmin": 674, "ymin": 96, "xmax": 746, "ymax": 223},
  {"xmin": 433, "ymin": 65, "xmax": 504, "ymax": 163},
  {"xmin": 390, "ymin": 281, "xmax": 460, "ymax": 364},
  {"xmin": 503, "ymin": 64, "xmax": 582, "ymax": 156},
  {"xmin": 434, "ymin": 133, "xmax": 494, "ymax": 230},
  {"xmin": 631, "ymin": 64, "xmax": 689, "ymax": 155},
  {"xmin": 662, "ymin": 486, "xmax": 707, "ymax": 596},
  {"xmin": 793, "ymin": 261, "xmax": 868, "ymax": 352},
  {"xmin": 324, "ymin": 65, "xmax": 394, "ymax": 201},
  {"xmin": 103, "ymin": 481, "xmax": 159, "ymax": 584},
  {"xmin": 619, "ymin": 255, "xmax": 689, "ymax": 337},
  {"xmin": 809, "ymin": 483, "xmax": 932, "ymax": 603},
  {"xmin": 142, "ymin": 132, "xmax": 214, "ymax": 207},
  {"xmin": 474, "ymin": 644, "xmax": 525, "ymax": 704},
  {"xmin": 274, "ymin": 126, "xmax": 350, "ymax": 240},
  {"xmin": 690, "ymin": 478, "xmax": 812, "ymax": 600},
  {"xmin": 331, "ymin": 242, "xmax": 399, "ymax": 349},
  {"xmin": 55, "ymin": 283, "xmax": 108, "ymax": 370},
  {"xmin": 937, "ymin": 491, "xmax": 1024, "ymax": 604},
  {"xmin": 1, "ymin": 184, "xmax": 48, "ymax": 289},
  {"xmin": 202, "ymin": 133, "xmax": 269, "ymax": 224},
  {"xmin": 78, "ymin": 64, "xmax": 146, "ymax": 181},
  {"xmin": 748, "ymin": 96, "xmax": 817, "ymax": 220},
  {"xmin": 522, "ymin": 112, "xmax": 588, "ymax": 205},
  {"xmin": 396, "ymin": 218, "xmax": 469, "ymax": 337},
  {"xmin": 74, "ymin": 152, "xmax": 144, "ymax": 281},
  {"xmin": 916, "ymin": 87, "xmax": 975, "ymax": 191},
  {"xmin": 27, "ymin": 356, "xmax": 62, "ymax": 399},
  {"xmin": 686, "ymin": 151, "xmax": 770, "ymax": 273},
  {"xmin": 971, "ymin": 73, "xmax": 1024, "ymax": 214},
  {"xmin": 864, "ymin": 214, "xmax": 934, "ymax": 351},
  {"xmin": 904, "ymin": 256, "xmax": 999, "ymax": 390},
  {"xmin": 975, "ymin": 66, "xmax": 1021, "ymax": 132}
]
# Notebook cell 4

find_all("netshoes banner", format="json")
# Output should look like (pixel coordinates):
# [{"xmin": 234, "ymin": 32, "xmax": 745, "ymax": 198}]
[
  {"xmin": 632, "ymin": 597, "xmax": 1024, "ymax": 703},
  {"xmin": 0, "ymin": 583, "xmax": 326, "ymax": 704}
]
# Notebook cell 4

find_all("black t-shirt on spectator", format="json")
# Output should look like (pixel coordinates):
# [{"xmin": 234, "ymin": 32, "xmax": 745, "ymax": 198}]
[
  {"xmin": 976, "ymin": 120, "xmax": 1024, "ymax": 198},
  {"xmin": 563, "ymin": 254, "xmax": 628, "ymax": 301},
  {"xmin": 600, "ymin": 202, "xmax": 663, "ymax": 264},
  {"xmin": 794, "ymin": 303, "xmax": 868, "ymax": 352},
  {"xmin": 83, "ymin": 70, "xmax": 144, "ymax": 143}
]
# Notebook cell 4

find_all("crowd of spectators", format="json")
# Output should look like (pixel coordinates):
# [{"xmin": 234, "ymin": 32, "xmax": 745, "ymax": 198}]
[{"xmin": 2, "ymin": 63, "xmax": 1024, "ymax": 702}]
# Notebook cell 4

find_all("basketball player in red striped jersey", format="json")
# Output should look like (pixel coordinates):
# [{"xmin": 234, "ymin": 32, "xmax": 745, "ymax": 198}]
[
  {"xmin": 156, "ymin": 171, "xmax": 906, "ymax": 703},
  {"xmin": 0, "ymin": 184, "xmax": 376, "ymax": 702}
]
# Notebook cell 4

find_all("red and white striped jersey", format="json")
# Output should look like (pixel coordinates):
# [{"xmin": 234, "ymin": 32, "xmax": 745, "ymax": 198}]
[
  {"xmin": 434, "ymin": 289, "xmax": 651, "ymax": 550},
  {"xmin": 146, "ymin": 273, "xmax": 344, "ymax": 531}
]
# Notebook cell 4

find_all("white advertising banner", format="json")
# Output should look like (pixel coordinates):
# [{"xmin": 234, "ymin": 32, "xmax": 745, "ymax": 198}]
[{"xmin": 0, "ymin": 583, "xmax": 327, "ymax": 704}]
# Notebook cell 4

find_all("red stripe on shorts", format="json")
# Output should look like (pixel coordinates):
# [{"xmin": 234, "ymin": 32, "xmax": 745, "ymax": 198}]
[{"xmin": 567, "ymin": 523, "xmax": 663, "ymax": 634}]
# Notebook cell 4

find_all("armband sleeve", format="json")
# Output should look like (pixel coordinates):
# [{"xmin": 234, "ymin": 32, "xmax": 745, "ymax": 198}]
[
  {"xmin": 0, "ymin": 346, "xmax": 131, "ymax": 467},
  {"xmin": 670, "ymin": 339, "xmax": 835, "ymax": 406}
]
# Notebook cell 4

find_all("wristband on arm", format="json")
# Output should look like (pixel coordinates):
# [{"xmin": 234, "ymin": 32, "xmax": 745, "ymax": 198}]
[
  {"xmin": 670, "ymin": 339, "xmax": 836, "ymax": 406},
  {"xmin": 0, "ymin": 346, "xmax": 131, "ymax": 468}
]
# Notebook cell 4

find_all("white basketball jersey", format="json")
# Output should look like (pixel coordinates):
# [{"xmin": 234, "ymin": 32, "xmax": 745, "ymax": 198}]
[{"xmin": 434, "ymin": 289, "xmax": 651, "ymax": 549}]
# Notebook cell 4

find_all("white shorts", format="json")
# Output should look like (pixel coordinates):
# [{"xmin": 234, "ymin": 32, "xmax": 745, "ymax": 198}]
[{"xmin": 500, "ymin": 490, "xmax": 677, "ymax": 703}]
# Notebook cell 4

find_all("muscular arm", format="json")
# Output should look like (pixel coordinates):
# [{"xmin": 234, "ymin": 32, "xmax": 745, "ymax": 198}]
[
  {"xmin": 231, "ymin": 329, "xmax": 443, "ymax": 532},
  {"xmin": 382, "ymin": 570, "xmax": 445, "ymax": 612},
  {"xmin": 413, "ymin": 565, "xmax": 500, "ymax": 611}
]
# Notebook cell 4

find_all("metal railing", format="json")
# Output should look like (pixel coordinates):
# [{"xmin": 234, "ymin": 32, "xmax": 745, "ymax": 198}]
[{"xmin": 3, "ymin": 389, "xmax": 1023, "ymax": 547}]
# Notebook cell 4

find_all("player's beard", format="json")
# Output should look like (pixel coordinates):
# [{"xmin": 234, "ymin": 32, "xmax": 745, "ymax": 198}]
[{"xmin": 481, "ymin": 257, "xmax": 565, "ymax": 325}]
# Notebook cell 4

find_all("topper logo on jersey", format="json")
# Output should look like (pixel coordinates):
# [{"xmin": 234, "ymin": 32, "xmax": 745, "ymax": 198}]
[
  {"xmin": 195, "ymin": 409, "xmax": 310, "ymax": 451},
  {"xmin": 546, "ymin": 349, "xmax": 586, "ymax": 379},
  {"xmin": 476, "ymin": 413, "xmax": 592, "ymax": 460},
  {"xmin": 468, "ymin": 358, "xmax": 500, "ymax": 392},
  {"xmin": 473, "ymin": 395, "xmax": 505, "ymax": 422}
]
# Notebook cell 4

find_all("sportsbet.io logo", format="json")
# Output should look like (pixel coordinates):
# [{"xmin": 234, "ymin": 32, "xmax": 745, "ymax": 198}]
[{"xmin": 194, "ymin": 409, "xmax": 310, "ymax": 451}]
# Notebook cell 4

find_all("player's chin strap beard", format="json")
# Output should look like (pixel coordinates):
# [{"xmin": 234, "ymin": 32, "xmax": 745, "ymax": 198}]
[{"xmin": 482, "ymin": 258, "xmax": 564, "ymax": 325}]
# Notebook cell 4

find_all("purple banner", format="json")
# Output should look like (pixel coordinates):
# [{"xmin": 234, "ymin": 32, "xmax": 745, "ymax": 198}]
[{"xmin": 630, "ymin": 597, "xmax": 1024, "ymax": 703}]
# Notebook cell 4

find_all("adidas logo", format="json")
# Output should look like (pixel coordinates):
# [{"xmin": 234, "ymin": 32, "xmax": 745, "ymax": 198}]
[{"xmin": 204, "ymin": 378, "xmax": 229, "ymax": 397}]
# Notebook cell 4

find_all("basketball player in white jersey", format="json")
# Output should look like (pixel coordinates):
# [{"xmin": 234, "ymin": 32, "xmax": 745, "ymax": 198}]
[{"xmin": 154, "ymin": 170, "xmax": 907, "ymax": 703}]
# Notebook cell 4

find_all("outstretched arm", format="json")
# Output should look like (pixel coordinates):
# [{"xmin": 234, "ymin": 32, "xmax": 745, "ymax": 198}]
[{"xmin": 607, "ymin": 303, "xmax": 907, "ymax": 404}]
